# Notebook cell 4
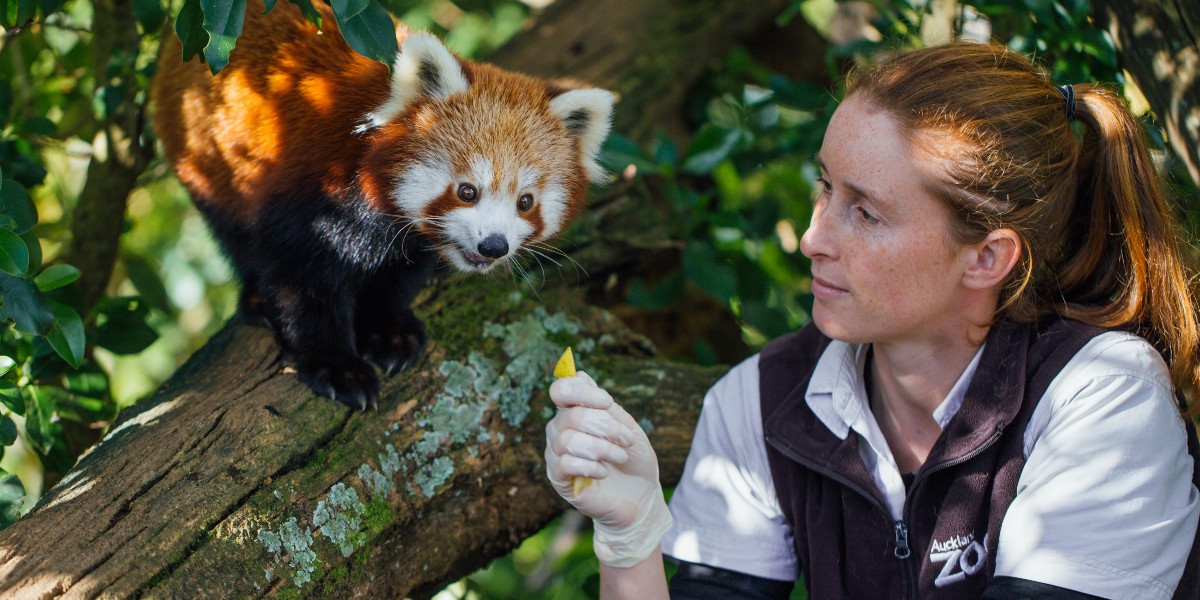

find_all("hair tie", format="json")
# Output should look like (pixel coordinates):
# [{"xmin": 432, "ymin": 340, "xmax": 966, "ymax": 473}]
[{"xmin": 1056, "ymin": 84, "xmax": 1077, "ymax": 122}]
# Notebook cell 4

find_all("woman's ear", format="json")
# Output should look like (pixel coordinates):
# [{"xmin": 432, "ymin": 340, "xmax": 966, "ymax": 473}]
[{"xmin": 961, "ymin": 228, "xmax": 1021, "ymax": 290}]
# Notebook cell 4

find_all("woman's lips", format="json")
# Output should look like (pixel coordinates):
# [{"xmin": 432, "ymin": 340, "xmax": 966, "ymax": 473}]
[{"xmin": 811, "ymin": 276, "xmax": 849, "ymax": 298}]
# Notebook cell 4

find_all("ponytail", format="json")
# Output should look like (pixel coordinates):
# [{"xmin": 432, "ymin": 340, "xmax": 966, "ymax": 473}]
[
  {"xmin": 1055, "ymin": 84, "xmax": 1200, "ymax": 407},
  {"xmin": 847, "ymin": 43, "xmax": 1200, "ymax": 409}
]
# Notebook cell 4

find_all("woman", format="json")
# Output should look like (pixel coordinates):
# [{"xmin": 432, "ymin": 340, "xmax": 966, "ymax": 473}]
[{"xmin": 544, "ymin": 42, "xmax": 1200, "ymax": 599}]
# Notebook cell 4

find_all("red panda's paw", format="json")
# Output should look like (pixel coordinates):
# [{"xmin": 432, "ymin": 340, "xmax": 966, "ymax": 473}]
[
  {"xmin": 296, "ymin": 357, "xmax": 381, "ymax": 411},
  {"xmin": 360, "ymin": 316, "xmax": 428, "ymax": 376}
]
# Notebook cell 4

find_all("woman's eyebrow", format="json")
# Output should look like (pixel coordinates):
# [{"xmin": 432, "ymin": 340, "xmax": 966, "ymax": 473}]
[{"xmin": 815, "ymin": 154, "xmax": 893, "ymax": 210}]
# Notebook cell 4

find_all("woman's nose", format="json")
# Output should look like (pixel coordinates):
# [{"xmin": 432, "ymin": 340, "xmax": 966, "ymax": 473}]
[{"xmin": 799, "ymin": 201, "xmax": 835, "ymax": 260}]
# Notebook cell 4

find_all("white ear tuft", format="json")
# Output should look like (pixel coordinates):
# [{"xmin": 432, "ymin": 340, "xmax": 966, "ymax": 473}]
[
  {"xmin": 549, "ymin": 88, "xmax": 616, "ymax": 183},
  {"xmin": 363, "ymin": 32, "xmax": 469, "ymax": 129}
]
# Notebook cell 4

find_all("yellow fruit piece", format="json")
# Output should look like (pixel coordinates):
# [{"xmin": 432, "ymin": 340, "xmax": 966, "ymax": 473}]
[
  {"xmin": 573, "ymin": 475, "xmax": 594, "ymax": 496},
  {"xmin": 554, "ymin": 347, "xmax": 591, "ymax": 495},
  {"xmin": 554, "ymin": 346, "xmax": 577, "ymax": 378}
]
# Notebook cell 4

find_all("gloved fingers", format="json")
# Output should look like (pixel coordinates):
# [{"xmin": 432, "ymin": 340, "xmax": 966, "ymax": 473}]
[
  {"xmin": 605, "ymin": 400, "xmax": 645, "ymax": 436},
  {"xmin": 550, "ymin": 428, "xmax": 631, "ymax": 465},
  {"xmin": 549, "ymin": 450, "xmax": 612, "ymax": 481},
  {"xmin": 549, "ymin": 373, "xmax": 614, "ymax": 410},
  {"xmin": 554, "ymin": 406, "xmax": 634, "ymax": 447}
]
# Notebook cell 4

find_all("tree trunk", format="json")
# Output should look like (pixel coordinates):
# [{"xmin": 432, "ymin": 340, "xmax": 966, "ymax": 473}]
[
  {"xmin": 1092, "ymin": 0, "xmax": 1200, "ymax": 187},
  {"xmin": 0, "ymin": 0, "xmax": 791, "ymax": 597}
]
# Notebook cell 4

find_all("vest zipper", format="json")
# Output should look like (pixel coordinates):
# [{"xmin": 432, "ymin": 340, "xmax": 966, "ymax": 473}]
[
  {"xmin": 768, "ymin": 423, "xmax": 1008, "ymax": 600},
  {"xmin": 897, "ymin": 423, "xmax": 1006, "ymax": 599},
  {"xmin": 765, "ymin": 434, "xmax": 917, "ymax": 598},
  {"xmin": 893, "ymin": 520, "xmax": 911, "ymax": 558}
]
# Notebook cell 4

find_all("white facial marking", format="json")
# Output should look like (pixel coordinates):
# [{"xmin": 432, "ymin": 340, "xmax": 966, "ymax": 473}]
[
  {"xmin": 440, "ymin": 190, "xmax": 535, "ymax": 272},
  {"xmin": 518, "ymin": 166, "xmax": 540, "ymax": 192},
  {"xmin": 393, "ymin": 153, "xmax": 453, "ymax": 216},
  {"xmin": 538, "ymin": 177, "xmax": 569, "ymax": 239},
  {"xmin": 469, "ymin": 156, "xmax": 494, "ymax": 192}
]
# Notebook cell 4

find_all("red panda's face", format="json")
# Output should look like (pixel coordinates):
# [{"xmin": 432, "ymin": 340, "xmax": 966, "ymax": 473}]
[{"xmin": 361, "ymin": 32, "xmax": 615, "ymax": 273}]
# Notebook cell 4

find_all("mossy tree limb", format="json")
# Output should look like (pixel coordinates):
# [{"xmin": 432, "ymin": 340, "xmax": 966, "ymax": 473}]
[{"xmin": 0, "ymin": 0, "xmax": 792, "ymax": 596}]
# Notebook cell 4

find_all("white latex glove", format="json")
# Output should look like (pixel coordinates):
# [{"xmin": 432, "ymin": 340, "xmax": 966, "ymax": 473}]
[{"xmin": 545, "ymin": 371, "xmax": 673, "ymax": 568}]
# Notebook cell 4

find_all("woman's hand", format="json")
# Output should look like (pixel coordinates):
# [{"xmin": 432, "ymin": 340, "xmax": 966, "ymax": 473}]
[{"xmin": 545, "ymin": 372, "xmax": 673, "ymax": 568}]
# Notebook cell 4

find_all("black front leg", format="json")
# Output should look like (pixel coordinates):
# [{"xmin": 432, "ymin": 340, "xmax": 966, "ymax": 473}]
[
  {"xmin": 355, "ymin": 250, "xmax": 436, "ymax": 375},
  {"xmin": 266, "ymin": 274, "xmax": 380, "ymax": 410}
]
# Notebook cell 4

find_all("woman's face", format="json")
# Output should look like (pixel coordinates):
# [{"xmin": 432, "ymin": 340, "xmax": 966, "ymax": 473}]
[{"xmin": 800, "ymin": 95, "xmax": 975, "ymax": 345}]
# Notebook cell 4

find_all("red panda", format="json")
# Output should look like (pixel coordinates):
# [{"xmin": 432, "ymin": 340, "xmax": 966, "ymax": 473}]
[{"xmin": 151, "ymin": 0, "xmax": 615, "ymax": 409}]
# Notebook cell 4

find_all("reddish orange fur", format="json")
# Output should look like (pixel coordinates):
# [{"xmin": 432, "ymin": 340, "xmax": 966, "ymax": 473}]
[
  {"xmin": 155, "ymin": 0, "xmax": 395, "ymax": 216},
  {"xmin": 154, "ymin": 0, "xmax": 590, "ymax": 230}
]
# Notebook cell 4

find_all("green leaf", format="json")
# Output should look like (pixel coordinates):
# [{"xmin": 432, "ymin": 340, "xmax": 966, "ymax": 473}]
[
  {"xmin": 286, "ymin": 0, "xmax": 320, "ymax": 26},
  {"xmin": 38, "ymin": 0, "xmax": 65, "ymax": 16},
  {"xmin": 599, "ymin": 133, "xmax": 657, "ymax": 176},
  {"xmin": 200, "ymin": 0, "xmax": 246, "ymax": 73},
  {"xmin": 626, "ymin": 271, "xmax": 685, "ymax": 310},
  {"xmin": 95, "ymin": 297, "xmax": 158, "ymax": 355},
  {"xmin": 18, "ymin": 115, "xmax": 56, "ymax": 137},
  {"xmin": 0, "ymin": 142, "xmax": 46, "ymax": 188},
  {"xmin": 175, "ymin": 0, "xmax": 210, "ymax": 62},
  {"xmin": 133, "ymin": 0, "xmax": 165, "ymax": 32},
  {"xmin": 0, "ymin": 356, "xmax": 15, "ymax": 378},
  {"xmin": 0, "ymin": 273, "xmax": 53, "ymax": 335},
  {"xmin": 682, "ymin": 240, "xmax": 736, "ymax": 303},
  {"xmin": 64, "ymin": 364, "xmax": 108, "ymax": 396},
  {"xmin": 0, "ymin": 382, "xmax": 25, "ymax": 416},
  {"xmin": 34, "ymin": 264, "xmax": 80, "ymax": 291},
  {"xmin": 22, "ymin": 386, "xmax": 53, "ymax": 455},
  {"xmin": 20, "ymin": 230, "xmax": 40, "ymax": 273},
  {"xmin": 0, "ymin": 79, "xmax": 11, "ymax": 128},
  {"xmin": 681, "ymin": 124, "xmax": 742, "ymax": 175},
  {"xmin": 0, "ymin": 229, "xmax": 29, "ymax": 275},
  {"xmin": 332, "ymin": 0, "xmax": 396, "ymax": 65},
  {"xmin": 0, "ymin": 414, "xmax": 15, "ymax": 445},
  {"xmin": 123, "ymin": 255, "xmax": 171, "ymax": 313},
  {"xmin": 13, "ymin": 0, "xmax": 35, "ymax": 26},
  {"xmin": 0, "ymin": 179, "xmax": 38, "ymax": 235},
  {"xmin": 0, "ymin": 471, "xmax": 25, "ymax": 528},
  {"xmin": 46, "ymin": 302, "xmax": 84, "ymax": 368},
  {"xmin": 331, "ymin": 0, "xmax": 368, "ymax": 18},
  {"xmin": 56, "ymin": 392, "xmax": 117, "ymax": 424}
]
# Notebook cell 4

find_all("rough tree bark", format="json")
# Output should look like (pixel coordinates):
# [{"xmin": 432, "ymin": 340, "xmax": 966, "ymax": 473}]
[
  {"xmin": 0, "ymin": 0, "xmax": 793, "ymax": 597},
  {"xmin": 1093, "ymin": 0, "xmax": 1200, "ymax": 187}
]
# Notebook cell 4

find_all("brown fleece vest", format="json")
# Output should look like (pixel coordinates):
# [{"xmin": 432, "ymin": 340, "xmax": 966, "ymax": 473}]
[{"xmin": 760, "ymin": 318, "xmax": 1200, "ymax": 600}]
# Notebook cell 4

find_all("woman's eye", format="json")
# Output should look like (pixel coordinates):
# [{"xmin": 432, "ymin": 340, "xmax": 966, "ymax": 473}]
[
  {"xmin": 855, "ymin": 206, "xmax": 878, "ymax": 223},
  {"xmin": 517, "ymin": 193, "xmax": 534, "ymax": 212},
  {"xmin": 817, "ymin": 177, "xmax": 832, "ymax": 194},
  {"xmin": 458, "ymin": 184, "xmax": 478, "ymax": 203}
]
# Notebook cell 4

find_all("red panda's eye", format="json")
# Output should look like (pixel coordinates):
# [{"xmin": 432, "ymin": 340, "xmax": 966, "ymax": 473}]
[
  {"xmin": 517, "ymin": 193, "xmax": 534, "ymax": 212},
  {"xmin": 457, "ymin": 184, "xmax": 478, "ymax": 203}
]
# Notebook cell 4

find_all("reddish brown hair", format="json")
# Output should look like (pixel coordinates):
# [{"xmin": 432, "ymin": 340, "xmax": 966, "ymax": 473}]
[{"xmin": 845, "ymin": 42, "xmax": 1199, "ymax": 409}]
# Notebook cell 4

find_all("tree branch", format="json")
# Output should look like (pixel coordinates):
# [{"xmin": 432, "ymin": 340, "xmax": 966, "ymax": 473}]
[
  {"xmin": 64, "ymin": 0, "xmax": 154, "ymax": 311},
  {"xmin": 0, "ymin": 0, "xmax": 791, "ymax": 596},
  {"xmin": 1093, "ymin": 0, "xmax": 1200, "ymax": 187}
]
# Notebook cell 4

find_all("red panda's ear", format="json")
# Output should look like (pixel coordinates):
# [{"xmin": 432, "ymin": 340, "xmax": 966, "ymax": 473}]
[
  {"xmin": 549, "ymin": 88, "xmax": 617, "ymax": 183},
  {"xmin": 362, "ymin": 32, "xmax": 469, "ymax": 130}
]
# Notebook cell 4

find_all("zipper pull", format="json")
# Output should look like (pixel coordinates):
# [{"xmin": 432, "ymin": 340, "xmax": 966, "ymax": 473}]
[{"xmin": 893, "ymin": 520, "xmax": 911, "ymax": 559}]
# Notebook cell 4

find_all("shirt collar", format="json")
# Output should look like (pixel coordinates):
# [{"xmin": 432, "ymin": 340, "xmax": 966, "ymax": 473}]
[{"xmin": 804, "ymin": 340, "xmax": 986, "ymax": 440}]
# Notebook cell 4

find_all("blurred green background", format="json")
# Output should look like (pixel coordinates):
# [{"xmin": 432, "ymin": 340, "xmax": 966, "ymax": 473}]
[{"xmin": 0, "ymin": 0, "xmax": 1196, "ymax": 596}]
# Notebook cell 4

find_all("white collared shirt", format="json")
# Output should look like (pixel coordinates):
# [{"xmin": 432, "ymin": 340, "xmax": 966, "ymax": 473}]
[{"xmin": 662, "ymin": 331, "xmax": 1199, "ymax": 599}]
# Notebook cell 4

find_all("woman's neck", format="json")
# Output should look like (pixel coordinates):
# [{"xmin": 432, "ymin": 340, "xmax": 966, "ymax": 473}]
[{"xmin": 868, "ymin": 329, "xmax": 985, "ymax": 473}]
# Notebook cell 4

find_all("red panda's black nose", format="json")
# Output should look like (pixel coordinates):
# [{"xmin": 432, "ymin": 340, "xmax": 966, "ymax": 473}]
[{"xmin": 477, "ymin": 234, "xmax": 509, "ymax": 259}]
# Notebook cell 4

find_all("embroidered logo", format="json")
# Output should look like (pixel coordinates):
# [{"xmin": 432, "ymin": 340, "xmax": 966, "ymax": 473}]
[{"xmin": 930, "ymin": 532, "xmax": 988, "ymax": 588}]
